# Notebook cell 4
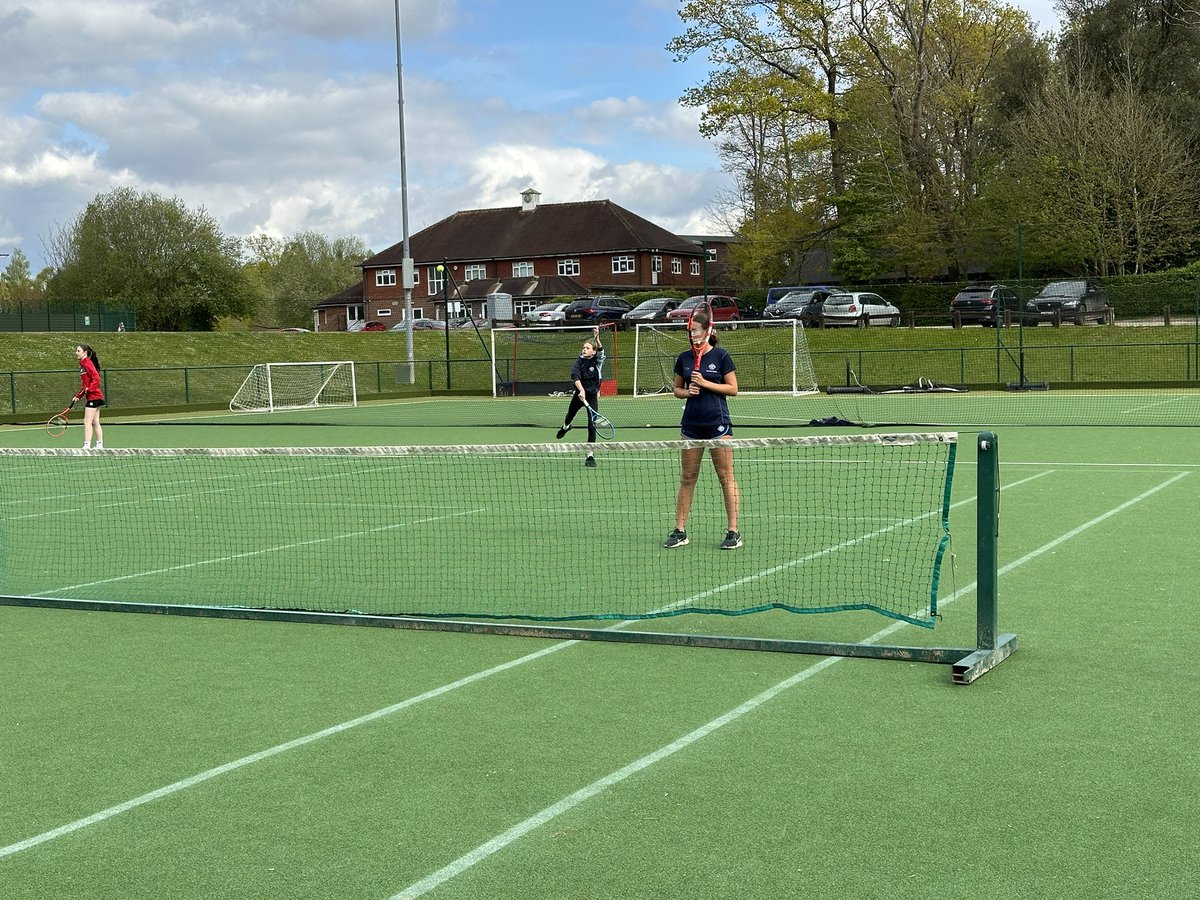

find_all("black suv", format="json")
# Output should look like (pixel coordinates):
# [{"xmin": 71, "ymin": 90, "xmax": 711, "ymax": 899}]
[
  {"xmin": 950, "ymin": 284, "xmax": 1020, "ymax": 326},
  {"xmin": 563, "ymin": 296, "xmax": 632, "ymax": 327},
  {"xmin": 1025, "ymin": 279, "xmax": 1111, "ymax": 325}
]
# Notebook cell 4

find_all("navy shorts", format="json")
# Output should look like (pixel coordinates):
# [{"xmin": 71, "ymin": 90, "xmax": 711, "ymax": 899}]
[
  {"xmin": 680, "ymin": 423, "xmax": 733, "ymax": 439},
  {"xmin": 85, "ymin": 399, "xmax": 106, "ymax": 409}
]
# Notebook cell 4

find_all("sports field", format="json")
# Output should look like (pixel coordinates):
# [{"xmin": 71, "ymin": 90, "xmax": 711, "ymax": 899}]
[{"xmin": 0, "ymin": 414, "xmax": 1197, "ymax": 899}]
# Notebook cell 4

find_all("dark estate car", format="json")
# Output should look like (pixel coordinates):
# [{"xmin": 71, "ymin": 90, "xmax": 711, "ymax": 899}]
[
  {"xmin": 1026, "ymin": 279, "xmax": 1111, "ymax": 325},
  {"xmin": 950, "ymin": 284, "xmax": 1020, "ymax": 326},
  {"xmin": 563, "ymin": 296, "xmax": 633, "ymax": 327},
  {"xmin": 765, "ymin": 288, "xmax": 835, "ymax": 326},
  {"xmin": 622, "ymin": 297, "xmax": 680, "ymax": 323}
]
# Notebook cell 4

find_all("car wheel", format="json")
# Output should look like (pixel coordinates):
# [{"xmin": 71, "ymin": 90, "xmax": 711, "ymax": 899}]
[{"xmin": 889, "ymin": 315, "xmax": 900, "ymax": 327}]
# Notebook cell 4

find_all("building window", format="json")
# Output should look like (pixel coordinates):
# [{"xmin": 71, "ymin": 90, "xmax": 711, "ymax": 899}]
[
  {"xmin": 691, "ymin": 259, "xmax": 701, "ymax": 275},
  {"xmin": 428, "ymin": 266, "xmax": 445, "ymax": 296},
  {"xmin": 612, "ymin": 255, "xmax": 635, "ymax": 274},
  {"xmin": 464, "ymin": 264, "xmax": 486, "ymax": 280},
  {"xmin": 375, "ymin": 308, "xmax": 392, "ymax": 317},
  {"xmin": 708, "ymin": 248, "xmax": 718, "ymax": 261},
  {"xmin": 376, "ymin": 269, "xmax": 396, "ymax": 287},
  {"xmin": 651, "ymin": 255, "xmax": 662, "ymax": 273},
  {"xmin": 558, "ymin": 258, "xmax": 580, "ymax": 276},
  {"xmin": 672, "ymin": 258, "xmax": 682, "ymax": 275},
  {"xmin": 513, "ymin": 261, "xmax": 534, "ymax": 277}
]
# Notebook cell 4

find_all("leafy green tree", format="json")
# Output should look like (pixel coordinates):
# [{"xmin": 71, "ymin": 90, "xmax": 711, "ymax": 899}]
[
  {"xmin": 46, "ymin": 187, "xmax": 255, "ymax": 330},
  {"xmin": 0, "ymin": 248, "xmax": 42, "ymax": 306},
  {"xmin": 242, "ymin": 231, "xmax": 370, "ymax": 327}
]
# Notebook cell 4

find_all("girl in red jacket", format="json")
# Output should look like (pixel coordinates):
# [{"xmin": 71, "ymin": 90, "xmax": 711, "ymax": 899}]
[{"xmin": 74, "ymin": 344, "xmax": 105, "ymax": 449}]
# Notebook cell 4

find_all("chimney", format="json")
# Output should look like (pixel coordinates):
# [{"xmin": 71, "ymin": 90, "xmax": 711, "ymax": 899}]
[{"xmin": 520, "ymin": 188, "xmax": 541, "ymax": 212}]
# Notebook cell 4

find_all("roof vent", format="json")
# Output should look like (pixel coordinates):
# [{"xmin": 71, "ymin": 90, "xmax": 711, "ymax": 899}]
[{"xmin": 520, "ymin": 188, "xmax": 541, "ymax": 212}]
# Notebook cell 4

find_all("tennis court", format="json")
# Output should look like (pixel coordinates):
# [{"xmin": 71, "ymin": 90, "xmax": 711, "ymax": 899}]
[{"xmin": 1, "ymin": 405, "xmax": 1197, "ymax": 898}]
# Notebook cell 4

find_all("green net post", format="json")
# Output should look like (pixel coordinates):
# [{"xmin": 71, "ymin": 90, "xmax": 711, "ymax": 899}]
[{"xmin": 952, "ymin": 431, "xmax": 1018, "ymax": 683}]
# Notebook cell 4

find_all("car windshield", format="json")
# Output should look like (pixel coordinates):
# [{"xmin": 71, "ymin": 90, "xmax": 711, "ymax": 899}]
[
  {"xmin": 633, "ymin": 300, "xmax": 668, "ymax": 311},
  {"xmin": 678, "ymin": 298, "xmax": 706, "ymax": 309},
  {"xmin": 1040, "ymin": 280, "xmax": 1085, "ymax": 296},
  {"xmin": 532, "ymin": 304, "xmax": 560, "ymax": 312}
]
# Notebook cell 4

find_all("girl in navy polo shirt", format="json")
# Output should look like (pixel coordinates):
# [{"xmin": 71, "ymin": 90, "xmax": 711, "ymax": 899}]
[
  {"xmin": 663, "ymin": 311, "xmax": 741, "ymax": 549},
  {"xmin": 554, "ymin": 326, "xmax": 604, "ymax": 467}
]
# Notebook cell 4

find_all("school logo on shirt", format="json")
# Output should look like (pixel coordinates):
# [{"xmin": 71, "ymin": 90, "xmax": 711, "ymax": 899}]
[
  {"xmin": 717, "ymin": 424, "xmax": 727, "ymax": 434},
  {"xmin": 706, "ymin": 362, "xmax": 718, "ymax": 373}
]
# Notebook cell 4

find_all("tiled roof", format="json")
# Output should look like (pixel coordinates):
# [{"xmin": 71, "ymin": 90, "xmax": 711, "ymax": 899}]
[
  {"xmin": 312, "ymin": 281, "xmax": 364, "ymax": 309},
  {"xmin": 362, "ymin": 200, "xmax": 703, "ymax": 267}
]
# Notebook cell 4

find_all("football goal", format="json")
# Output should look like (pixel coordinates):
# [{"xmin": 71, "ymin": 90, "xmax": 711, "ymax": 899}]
[
  {"xmin": 491, "ymin": 324, "xmax": 618, "ymax": 397},
  {"xmin": 633, "ymin": 319, "xmax": 818, "ymax": 396},
  {"xmin": 230, "ymin": 361, "xmax": 357, "ymax": 413}
]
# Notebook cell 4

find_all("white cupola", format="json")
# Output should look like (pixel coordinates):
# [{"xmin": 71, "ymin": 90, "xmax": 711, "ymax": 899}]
[{"xmin": 520, "ymin": 188, "xmax": 541, "ymax": 212}]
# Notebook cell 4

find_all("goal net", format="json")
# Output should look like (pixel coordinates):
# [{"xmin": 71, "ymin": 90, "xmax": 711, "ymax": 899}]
[
  {"xmin": 633, "ymin": 319, "xmax": 818, "ymax": 396},
  {"xmin": 491, "ymin": 323, "xmax": 618, "ymax": 397},
  {"xmin": 230, "ymin": 361, "xmax": 358, "ymax": 413}
]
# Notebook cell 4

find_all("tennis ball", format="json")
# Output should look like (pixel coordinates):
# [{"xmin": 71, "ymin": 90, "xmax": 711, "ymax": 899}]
[{"xmin": 436, "ymin": 264, "xmax": 445, "ymax": 272}]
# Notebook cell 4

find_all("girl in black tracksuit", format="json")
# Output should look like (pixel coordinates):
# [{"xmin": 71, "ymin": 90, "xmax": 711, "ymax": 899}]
[{"xmin": 555, "ymin": 327, "xmax": 604, "ymax": 466}]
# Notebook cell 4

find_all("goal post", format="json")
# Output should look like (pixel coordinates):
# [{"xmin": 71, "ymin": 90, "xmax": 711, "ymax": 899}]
[
  {"xmin": 490, "ymin": 323, "xmax": 618, "ymax": 397},
  {"xmin": 633, "ymin": 319, "xmax": 818, "ymax": 397},
  {"xmin": 230, "ymin": 361, "xmax": 357, "ymax": 413}
]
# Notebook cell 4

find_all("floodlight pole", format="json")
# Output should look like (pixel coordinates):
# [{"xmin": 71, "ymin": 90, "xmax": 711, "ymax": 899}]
[{"xmin": 394, "ymin": 1, "xmax": 415, "ymax": 382}]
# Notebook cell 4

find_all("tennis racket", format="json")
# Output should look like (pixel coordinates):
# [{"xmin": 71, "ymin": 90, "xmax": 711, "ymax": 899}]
[
  {"xmin": 583, "ymin": 401, "xmax": 616, "ymax": 440},
  {"xmin": 46, "ymin": 398, "xmax": 79, "ymax": 438}
]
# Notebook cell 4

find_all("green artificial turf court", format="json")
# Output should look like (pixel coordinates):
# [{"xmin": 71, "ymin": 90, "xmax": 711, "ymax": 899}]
[{"xmin": 0, "ymin": 416, "xmax": 1197, "ymax": 898}]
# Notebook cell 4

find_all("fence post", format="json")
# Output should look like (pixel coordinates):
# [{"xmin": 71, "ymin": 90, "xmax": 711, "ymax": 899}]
[{"xmin": 1164, "ymin": 305, "xmax": 1171, "ymax": 327}]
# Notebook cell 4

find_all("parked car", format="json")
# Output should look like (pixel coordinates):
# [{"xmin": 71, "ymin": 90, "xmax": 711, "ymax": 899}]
[
  {"xmin": 452, "ymin": 316, "xmax": 491, "ymax": 329},
  {"xmin": 764, "ymin": 288, "xmax": 833, "ymax": 326},
  {"xmin": 389, "ymin": 317, "xmax": 446, "ymax": 331},
  {"xmin": 523, "ymin": 302, "xmax": 570, "ymax": 326},
  {"xmin": 1025, "ymin": 279, "xmax": 1111, "ymax": 324},
  {"xmin": 360, "ymin": 321, "xmax": 388, "ymax": 332},
  {"xmin": 950, "ymin": 284, "xmax": 1021, "ymax": 326},
  {"xmin": 563, "ymin": 296, "xmax": 633, "ymax": 326},
  {"xmin": 821, "ymin": 292, "xmax": 900, "ymax": 327},
  {"xmin": 623, "ymin": 297, "xmax": 680, "ymax": 323},
  {"xmin": 665, "ymin": 295, "xmax": 748, "ymax": 326}
]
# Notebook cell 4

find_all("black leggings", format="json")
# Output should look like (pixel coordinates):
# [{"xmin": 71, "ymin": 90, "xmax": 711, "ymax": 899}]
[{"xmin": 563, "ymin": 391, "xmax": 599, "ymax": 442}]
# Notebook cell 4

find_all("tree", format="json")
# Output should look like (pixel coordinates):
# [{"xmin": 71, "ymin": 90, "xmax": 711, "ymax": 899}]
[
  {"xmin": 46, "ymin": 187, "xmax": 255, "ymax": 330},
  {"xmin": 242, "ymin": 231, "xmax": 370, "ymax": 327},
  {"xmin": 995, "ymin": 72, "xmax": 1200, "ymax": 274},
  {"xmin": 0, "ymin": 248, "xmax": 41, "ymax": 306}
]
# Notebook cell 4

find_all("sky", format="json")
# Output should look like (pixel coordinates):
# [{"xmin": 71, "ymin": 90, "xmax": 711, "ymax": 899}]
[{"xmin": 0, "ymin": 0, "xmax": 1063, "ymax": 275}]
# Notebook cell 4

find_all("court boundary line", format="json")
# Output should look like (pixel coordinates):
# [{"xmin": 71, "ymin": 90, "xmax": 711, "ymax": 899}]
[
  {"xmin": 388, "ymin": 470, "xmax": 1190, "ymax": 899},
  {"xmin": 4, "ymin": 469, "xmax": 1180, "ymax": 868}
]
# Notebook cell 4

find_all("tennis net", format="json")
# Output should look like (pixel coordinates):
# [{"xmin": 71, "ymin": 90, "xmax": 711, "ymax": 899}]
[{"xmin": 0, "ymin": 434, "xmax": 956, "ymax": 627}]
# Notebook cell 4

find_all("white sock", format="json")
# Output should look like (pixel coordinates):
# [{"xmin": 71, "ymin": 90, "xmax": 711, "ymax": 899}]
[
  {"xmin": 96, "ymin": 442, "xmax": 104, "ymax": 449},
  {"xmin": 82, "ymin": 442, "xmax": 90, "ymax": 449}
]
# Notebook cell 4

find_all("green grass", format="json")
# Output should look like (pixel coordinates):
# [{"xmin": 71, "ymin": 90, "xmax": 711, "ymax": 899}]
[{"xmin": 0, "ymin": 426, "xmax": 1196, "ymax": 898}]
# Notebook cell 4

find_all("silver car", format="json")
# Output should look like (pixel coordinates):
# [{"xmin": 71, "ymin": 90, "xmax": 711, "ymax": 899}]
[
  {"xmin": 821, "ymin": 291, "xmax": 900, "ymax": 327},
  {"xmin": 523, "ymin": 302, "xmax": 570, "ymax": 326}
]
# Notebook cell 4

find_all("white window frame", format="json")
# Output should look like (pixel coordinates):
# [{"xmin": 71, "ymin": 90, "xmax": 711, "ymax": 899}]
[
  {"xmin": 427, "ymin": 266, "xmax": 445, "ymax": 296},
  {"xmin": 558, "ymin": 258, "xmax": 580, "ymax": 276},
  {"xmin": 612, "ymin": 255, "xmax": 635, "ymax": 274},
  {"xmin": 376, "ymin": 269, "xmax": 397, "ymax": 287},
  {"xmin": 375, "ymin": 308, "xmax": 392, "ymax": 317},
  {"xmin": 464, "ymin": 264, "xmax": 486, "ymax": 280},
  {"xmin": 671, "ymin": 258, "xmax": 682, "ymax": 275},
  {"xmin": 691, "ymin": 259, "xmax": 701, "ymax": 275},
  {"xmin": 651, "ymin": 255, "xmax": 662, "ymax": 273},
  {"xmin": 513, "ymin": 261, "xmax": 534, "ymax": 277}
]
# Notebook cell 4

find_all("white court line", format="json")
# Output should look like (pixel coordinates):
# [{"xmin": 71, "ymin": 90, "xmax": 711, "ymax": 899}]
[
  {"xmin": 388, "ymin": 469, "xmax": 1190, "ymax": 899},
  {"xmin": 0, "ymin": 470, "xmax": 1025, "ymax": 861},
  {"xmin": 2, "ymin": 469, "xmax": 1180, "ymax": 868}
]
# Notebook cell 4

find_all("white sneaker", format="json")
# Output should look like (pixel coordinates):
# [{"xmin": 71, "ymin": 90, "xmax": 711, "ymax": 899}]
[
  {"xmin": 82, "ymin": 443, "xmax": 90, "ymax": 450},
  {"xmin": 95, "ymin": 442, "xmax": 104, "ymax": 449}
]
